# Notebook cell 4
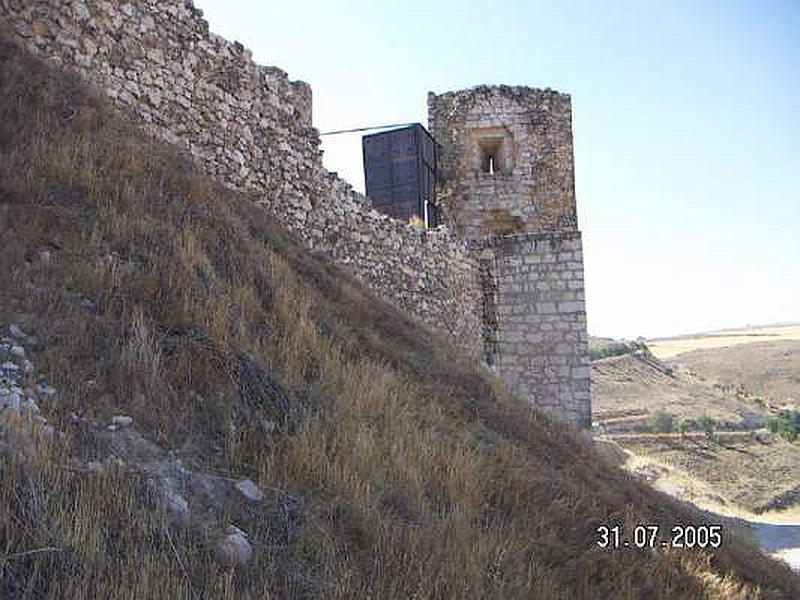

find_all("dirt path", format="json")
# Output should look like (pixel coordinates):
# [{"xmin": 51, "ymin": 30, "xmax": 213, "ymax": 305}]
[
  {"xmin": 593, "ymin": 324, "xmax": 800, "ymax": 569},
  {"xmin": 714, "ymin": 508, "xmax": 800, "ymax": 571},
  {"xmin": 600, "ymin": 440, "xmax": 800, "ymax": 570}
]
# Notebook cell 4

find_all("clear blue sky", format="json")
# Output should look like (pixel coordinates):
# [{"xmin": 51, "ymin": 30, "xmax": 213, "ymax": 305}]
[{"xmin": 196, "ymin": 0, "xmax": 799, "ymax": 339}]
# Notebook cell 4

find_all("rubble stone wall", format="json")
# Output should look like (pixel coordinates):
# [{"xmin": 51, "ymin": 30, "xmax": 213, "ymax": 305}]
[{"xmin": 429, "ymin": 86, "xmax": 578, "ymax": 241}]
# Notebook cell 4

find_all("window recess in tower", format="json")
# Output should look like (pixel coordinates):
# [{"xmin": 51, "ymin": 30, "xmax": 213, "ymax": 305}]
[
  {"xmin": 480, "ymin": 139, "xmax": 503, "ymax": 173},
  {"xmin": 471, "ymin": 126, "xmax": 514, "ymax": 175}
]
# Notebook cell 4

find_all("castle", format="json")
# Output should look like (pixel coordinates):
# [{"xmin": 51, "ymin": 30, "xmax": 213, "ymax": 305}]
[{"xmin": 0, "ymin": 0, "xmax": 590, "ymax": 427}]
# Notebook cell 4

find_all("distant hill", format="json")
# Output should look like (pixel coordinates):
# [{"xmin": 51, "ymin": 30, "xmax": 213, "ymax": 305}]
[
  {"xmin": 592, "ymin": 350, "xmax": 766, "ymax": 432},
  {"xmin": 665, "ymin": 341, "xmax": 800, "ymax": 409},
  {"xmin": 592, "ymin": 329, "xmax": 800, "ymax": 517},
  {"xmin": 644, "ymin": 323, "xmax": 800, "ymax": 407},
  {"xmin": 592, "ymin": 350, "xmax": 800, "ymax": 513},
  {"xmin": 648, "ymin": 323, "xmax": 800, "ymax": 359}
]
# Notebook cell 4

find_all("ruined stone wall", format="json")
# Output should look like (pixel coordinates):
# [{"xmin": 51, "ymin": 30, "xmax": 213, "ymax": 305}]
[
  {"xmin": 0, "ymin": 0, "xmax": 483, "ymax": 353},
  {"xmin": 429, "ymin": 86, "xmax": 577, "ymax": 241},
  {"xmin": 308, "ymin": 176, "xmax": 481, "ymax": 349},
  {"xmin": 2, "ymin": 0, "xmax": 318, "ymax": 202},
  {"xmin": 481, "ymin": 233, "xmax": 591, "ymax": 427}
]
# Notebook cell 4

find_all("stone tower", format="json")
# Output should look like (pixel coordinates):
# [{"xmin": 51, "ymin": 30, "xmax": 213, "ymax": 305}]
[{"xmin": 429, "ymin": 85, "xmax": 591, "ymax": 427}]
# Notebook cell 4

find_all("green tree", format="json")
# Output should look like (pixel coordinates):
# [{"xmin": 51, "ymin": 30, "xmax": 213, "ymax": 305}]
[
  {"xmin": 766, "ymin": 410, "xmax": 800, "ymax": 443},
  {"xmin": 648, "ymin": 410, "xmax": 675, "ymax": 434},
  {"xmin": 697, "ymin": 413, "xmax": 716, "ymax": 438}
]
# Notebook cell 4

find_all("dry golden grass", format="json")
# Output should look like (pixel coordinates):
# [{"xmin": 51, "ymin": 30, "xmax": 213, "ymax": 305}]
[
  {"xmin": 614, "ymin": 433, "xmax": 800, "ymax": 514},
  {"xmin": 648, "ymin": 325, "xmax": 800, "ymax": 359},
  {"xmin": 1, "ymin": 34, "xmax": 799, "ymax": 598}
]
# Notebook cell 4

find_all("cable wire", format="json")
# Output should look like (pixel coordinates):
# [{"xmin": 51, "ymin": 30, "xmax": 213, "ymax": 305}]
[{"xmin": 319, "ymin": 122, "xmax": 418, "ymax": 136}]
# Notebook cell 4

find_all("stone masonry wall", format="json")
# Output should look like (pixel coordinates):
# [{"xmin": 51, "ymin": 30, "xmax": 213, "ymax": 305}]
[
  {"xmin": 482, "ymin": 233, "xmax": 591, "ymax": 427},
  {"xmin": 429, "ymin": 86, "xmax": 577, "ymax": 241},
  {"xmin": 430, "ymin": 85, "xmax": 591, "ymax": 427},
  {"xmin": 0, "ymin": 0, "xmax": 483, "ymax": 353}
]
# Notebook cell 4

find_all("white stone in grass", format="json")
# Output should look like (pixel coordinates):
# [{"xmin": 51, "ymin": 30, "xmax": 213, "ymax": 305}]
[
  {"xmin": 214, "ymin": 527, "xmax": 253, "ymax": 566},
  {"xmin": 10, "ymin": 345, "xmax": 25, "ymax": 358},
  {"xmin": 164, "ymin": 489, "xmax": 189, "ymax": 521},
  {"xmin": 9, "ymin": 324, "xmax": 28, "ymax": 339},
  {"xmin": 40, "ymin": 424, "xmax": 55, "ymax": 440},
  {"xmin": 36, "ymin": 384, "xmax": 56, "ymax": 396},
  {"xmin": 1, "ymin": 362, "xmax": 18, "ymax": 371},
  {"xmin": 235, "ymin": 478, "xmax": 264, "ymax": 502},
  {"xmin": 111, "ymin": 415, "xmax": 133, "ymax": 428},
  {"xmin": 85, "ymin": 461, "xmax": 103, "ymax": 474},
  {"xmin": 0, "ymin": 390, "xmax": 21, "ymax": 412},
  {"xmin": 21, "ymin": 398, "xmax": 39, "ymax": 415},
  {"xmin": 22, "ymin": 360, "xmax": 34, "ymax": 374}
]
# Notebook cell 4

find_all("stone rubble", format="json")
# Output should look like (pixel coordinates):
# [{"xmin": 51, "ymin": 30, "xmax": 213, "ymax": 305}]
[
  {"xmin": 163, "ymin": 487, "xmax": 190, "ymax": 523},
  {"xmin": 0, "ymin": 325, "xmax": 52, "ymax": 425},
  {"xmin": 9, "ymin": 324, "xmax": 29, "ymax": 339},
  {"xmin": 36, "ymin": 383, "xmax": 57, "ymax": 396},
  {"xmin": 0, "ymin": 322, "xmax": 291, "ymax": 567}
]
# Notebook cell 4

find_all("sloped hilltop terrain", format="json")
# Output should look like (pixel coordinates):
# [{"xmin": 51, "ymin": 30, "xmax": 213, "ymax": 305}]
[
  {"xmin": 665, "ymin": 338, "xmax": 800, "ymax": 409},
  {"xmin": 592, "ymin": 342, "xmax": 800, "ymax": 514},
  {"xmin": 1, "ymin": 36, "xmax": 799, "ymax": 599}
]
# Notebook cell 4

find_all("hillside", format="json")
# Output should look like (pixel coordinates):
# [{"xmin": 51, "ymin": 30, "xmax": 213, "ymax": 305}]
[
  {"xmin": 592, "ymin": 343, "xmax": 800, "ymax": 515},
  {"xmin": 1, "ymin": 35, "xmax": 799, "ymax": 599},
  {"xmin": 616, "ymin": 432, "xmax": 800, "ymax": 514},
  {"xmin": 648, "ymin": 324, "xmax": 800, "ymax": 360},
  {"xmin": 665, "ymin": 340, "xmax": 800, "ymax": 409},
  {"xmin": 592, "ymin": 351, "xmax": 765, "ymax": 432}
]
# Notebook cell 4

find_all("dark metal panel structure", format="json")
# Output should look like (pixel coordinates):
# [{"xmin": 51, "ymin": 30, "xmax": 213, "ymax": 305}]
[{"xmin": 362, "ymin": 124, "xmax": 438, "ymax": 226}]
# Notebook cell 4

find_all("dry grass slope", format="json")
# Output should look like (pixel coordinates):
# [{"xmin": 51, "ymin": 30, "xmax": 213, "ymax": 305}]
[
  {"xmin": 1, "ymin": 35, "xmax": 798, "ymax": 598},
  {"xmin": 666, "ymin": 341, "xmax": 800, "ymax": 408}
]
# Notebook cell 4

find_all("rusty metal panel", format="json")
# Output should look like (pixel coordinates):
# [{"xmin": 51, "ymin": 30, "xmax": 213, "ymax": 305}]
[{"xmin": 363, "ymin": 123, "xmax": 438, "ymax": 226}]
